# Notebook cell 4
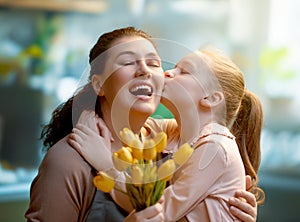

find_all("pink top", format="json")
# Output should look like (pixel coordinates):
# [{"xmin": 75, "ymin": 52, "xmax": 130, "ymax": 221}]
[{"xmin": 162, "ymin": 123, "xmax": 245, "ymax": 222}]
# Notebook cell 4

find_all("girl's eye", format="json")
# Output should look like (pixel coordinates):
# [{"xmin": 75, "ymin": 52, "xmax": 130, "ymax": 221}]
[{"xmin": 180, "ymin": 68, "xmax": 190, "ymax": 74}]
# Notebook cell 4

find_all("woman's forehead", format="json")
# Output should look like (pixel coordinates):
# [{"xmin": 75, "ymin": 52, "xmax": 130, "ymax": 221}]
[{"xmin": 109, "ymin": 36, "xmax": 159, "ymax": 58}]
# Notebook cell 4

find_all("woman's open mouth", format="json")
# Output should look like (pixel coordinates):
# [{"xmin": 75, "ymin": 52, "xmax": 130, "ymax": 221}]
[{"xmin": 129, "ymin": 84, "xmax": 153, "ymax": 97}]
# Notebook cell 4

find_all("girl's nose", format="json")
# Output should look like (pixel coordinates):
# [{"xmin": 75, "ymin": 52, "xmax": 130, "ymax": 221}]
[{"xmin": 164, "ymin": 69, "xmax": 175, "ymax": 78}]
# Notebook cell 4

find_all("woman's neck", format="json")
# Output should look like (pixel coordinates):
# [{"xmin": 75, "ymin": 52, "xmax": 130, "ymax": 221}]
[{"xmin": 101, "ymin": 103, "xmax": 150, "ymax": 152}]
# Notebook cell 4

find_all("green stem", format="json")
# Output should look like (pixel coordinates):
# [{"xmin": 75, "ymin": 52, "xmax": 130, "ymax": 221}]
[{"xmin": 114, "ymin": 187, "xmax": 128, "ymax": 196}]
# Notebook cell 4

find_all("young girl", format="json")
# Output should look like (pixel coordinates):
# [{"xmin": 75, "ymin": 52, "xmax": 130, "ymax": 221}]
[
  {"xmin": 157, "ymin": 48, "xmax": 265, "ymax": 221},
  {"xmin": 68, "ymin": 45, "xmax": 262, "ymax": 221}
]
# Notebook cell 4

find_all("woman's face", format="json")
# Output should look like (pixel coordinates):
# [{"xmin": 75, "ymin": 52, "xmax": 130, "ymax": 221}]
[
  {"xmin": 98, "ymin": 36, "xmax": 164, "ymax": 116},
  {"xmin": 161, "ymin": 52, "xmax": 209, "ymax": 114}
]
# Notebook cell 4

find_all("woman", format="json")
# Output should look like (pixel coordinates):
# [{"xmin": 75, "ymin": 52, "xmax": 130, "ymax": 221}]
[
  {"xmin": 25, "ymin": 27, "xmax": 164, "ymax": 222},
  {"xmin": 25, "ymin": 27, "xmax": 257, "ymax": 222}
]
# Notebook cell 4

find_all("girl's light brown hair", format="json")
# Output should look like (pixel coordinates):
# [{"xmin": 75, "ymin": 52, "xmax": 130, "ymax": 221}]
[{"xmin": 199, "ymin": 48, "xmax": 265, "ymax": 205}]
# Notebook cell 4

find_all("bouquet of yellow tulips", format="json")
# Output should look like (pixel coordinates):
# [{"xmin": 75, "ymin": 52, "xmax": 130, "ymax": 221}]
[{"xmin": 93, "ymin": 128, "xmax": 194, "ymax": 211}]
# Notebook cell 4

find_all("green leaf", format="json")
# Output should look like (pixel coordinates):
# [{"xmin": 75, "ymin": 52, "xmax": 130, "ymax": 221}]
[{"xmin": 151, "ymin": 180, "xmax": 166, "ymax": 205}]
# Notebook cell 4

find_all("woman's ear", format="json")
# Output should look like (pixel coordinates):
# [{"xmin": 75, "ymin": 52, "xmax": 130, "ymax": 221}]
[
  {"xmin": 200, "ymin": 91, "xmax": 224, "ymax": 108},
  {"xmin": 91, "ymin": 75, "xmax": 104, "ymax": 96}
]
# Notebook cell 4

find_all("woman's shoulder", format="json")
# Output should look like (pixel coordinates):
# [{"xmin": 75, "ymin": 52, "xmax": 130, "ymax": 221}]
[{"xmin": 41, "ymin": 135, "xmax": 92, "ymax": 174}]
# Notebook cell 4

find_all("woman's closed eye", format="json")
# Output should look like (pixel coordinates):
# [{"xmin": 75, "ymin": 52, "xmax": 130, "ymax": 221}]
[
  {"xmin": 146, "ymin": 59, "xmax": 161, "ymax": 68},
  {"xmin": 123, "ymin": 60, "xmax": 136, "ymax": 66}
]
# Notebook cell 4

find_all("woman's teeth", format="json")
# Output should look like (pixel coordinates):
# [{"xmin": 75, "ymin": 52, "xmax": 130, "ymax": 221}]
[{"xmin": 130, "ymin": 85, "xmax": 152, "ymax": 96}]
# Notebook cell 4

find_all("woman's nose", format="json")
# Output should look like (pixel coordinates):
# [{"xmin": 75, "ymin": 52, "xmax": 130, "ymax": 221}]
[{"xmin": 135, "ymin": 60, "xmax": 151, "ymax": 78}]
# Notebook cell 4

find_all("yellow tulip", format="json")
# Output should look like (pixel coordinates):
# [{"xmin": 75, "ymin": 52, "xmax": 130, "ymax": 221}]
[
  {"xmin": 153, "ymin": 132, "xmax": 167, "ymax": 153},
  {"xmin": 131, "ymin": 165, "xmax": 144, "ymax": 186},
  {"xmin": 124, "ymin": 146, "xmax": 132, "ymax": 153},
  {"xmin": 132, "ymin": 158, "xmax": 139, "ymax": 164},
  {"xmin": 130, "ymin": 139, "xmax": 144, "ymax": 160},
  {"xmin": 118, "ymin": 147, "xmax": 133, "ymax": 162},
  {"xmin": 113, "ymin": 147, "xmax": 133, "ymax": 171},
  {"xmin": 173, "ymin": 143, "xmax": 194, "ymax": 165},
  {"xmin": 148, "ymin": 165, "xmax": 157, "ymax": 183},
  {"xmin": 143, "ymin": 139, "xmax": 157, "ymax": 161},
  {"xmin": 157, "ymin": 159, "xmax": 176, "ymax": 181},
  {"xmin": 93, "ymin": 171, "xmax": 115, "ymax": 193},
  {"xmin": 120, "ymin": 128, "xmax": 139, "ymax": 146}
]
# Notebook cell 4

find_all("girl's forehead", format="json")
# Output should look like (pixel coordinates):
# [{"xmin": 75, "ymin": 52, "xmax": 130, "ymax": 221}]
[
  {"xmin": 177, "ymin": 53, "xmax": 201, "ymax": 73},
  {"xmin": 182, "ymin": 52, "xmax": 212, "ymax": 73},
  {"xmin": 179, "ymin": 52, "xmax": 201, "ymax": 64}
]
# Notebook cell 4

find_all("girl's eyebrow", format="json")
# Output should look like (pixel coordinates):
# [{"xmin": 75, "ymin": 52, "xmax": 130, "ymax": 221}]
[{"xmin": 177, "ymin": 60, "xmax": 194, "ymax": 69}]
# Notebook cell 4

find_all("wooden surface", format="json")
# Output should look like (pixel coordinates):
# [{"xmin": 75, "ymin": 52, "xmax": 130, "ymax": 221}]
[{"xmin": 0, "ymin": 0, "xmax": 108, "ymax": 13}]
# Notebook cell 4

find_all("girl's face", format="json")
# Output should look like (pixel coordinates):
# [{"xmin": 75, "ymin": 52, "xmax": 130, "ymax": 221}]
[
  {"xmin": 97, "ymin": 36, "xmax": 164, "ymax": 116},
  {"xmin": 161, "ymin": 52, "xmax": 209, "ymax": 113}
]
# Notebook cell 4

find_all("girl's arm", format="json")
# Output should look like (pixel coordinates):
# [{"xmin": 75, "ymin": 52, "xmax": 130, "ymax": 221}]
[
  {"xmin": 68, "ymin": 110, "xmax": 134, "ymax": 213},
  {"xmin": 162, "ymin": 142, "xmax": 231, "ymax": 221},
  {"xmin": 68, "ymin": 113, "xmax": 257, "ymax": 221},
  {"xmin": 68, "ymin": 110, "xmax": 114, "ymax": 172},
  {"xmin": 152, "ymin": 118, "xmax": 258, "ymax": 222}
]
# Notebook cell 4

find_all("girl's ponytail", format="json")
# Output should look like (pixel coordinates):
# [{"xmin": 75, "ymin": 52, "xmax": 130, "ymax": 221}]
[{"xmin": 231, "ymin": 89, "xmax": 265, "ymax": 205}]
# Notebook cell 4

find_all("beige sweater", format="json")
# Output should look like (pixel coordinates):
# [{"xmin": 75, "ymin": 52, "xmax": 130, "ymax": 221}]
[
  {"xmin": 24, "ymin": 118, "xmax": 179, "ymax": 222},
  {"xmin": 25, "ymin": 136, "xmax": 96, "ymax": 222}
]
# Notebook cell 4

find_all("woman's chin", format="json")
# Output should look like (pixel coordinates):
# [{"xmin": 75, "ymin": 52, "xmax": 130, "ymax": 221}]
[{"xmin": 131, "ymin": 103, "xmax": 157, "ymax": 117}]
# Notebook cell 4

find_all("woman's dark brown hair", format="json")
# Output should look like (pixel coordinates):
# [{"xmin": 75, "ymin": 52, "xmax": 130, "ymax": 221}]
[{"xmin": 41, "ymin": 27, "xmax": 154, "ymax": 151}]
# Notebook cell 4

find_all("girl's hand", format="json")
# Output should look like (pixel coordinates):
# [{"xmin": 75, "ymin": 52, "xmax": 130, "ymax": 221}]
[
  {"xmin": 124, "ymin": 198, "xmax": 164, "ymax": 222},
  {"xmin": 229, "ymin": 175, "xmax": 257, "ymax": 222},
  {"xmin": 68, "ymin": 110, "xmax": 114, "ymax": 171}
]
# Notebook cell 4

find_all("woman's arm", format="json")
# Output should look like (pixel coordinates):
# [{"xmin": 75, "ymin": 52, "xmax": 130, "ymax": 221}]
[
  {"xmin": 124, "ymin": 198, "xmax": 164, "ymax": 222},
  {"xmin": 229, "ymin": 175, "xmax": 257, "ymax": 222},
  {"xmin": 25, "ymin": 138, "xmax": 95, "ymax": 222}
]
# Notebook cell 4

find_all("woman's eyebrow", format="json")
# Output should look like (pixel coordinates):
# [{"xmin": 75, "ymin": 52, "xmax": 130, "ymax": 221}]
[
  {"xmin": 115, "ymin": 51, "xmax": 135, "ymax": 59},
  {"xmin": 115, "ymin": 51, "xmax": 160, "ymax": 61},
  {"xmin": 145, "ymin": 52, "xmax": 160, "ymax": 58}
]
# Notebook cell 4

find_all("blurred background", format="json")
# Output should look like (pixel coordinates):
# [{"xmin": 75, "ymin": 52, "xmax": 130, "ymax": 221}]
[{"xmin": 0, "ymin": 0, "xmax": 299, "ymax": 221}]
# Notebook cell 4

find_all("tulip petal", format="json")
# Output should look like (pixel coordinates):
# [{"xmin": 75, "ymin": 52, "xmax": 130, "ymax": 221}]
[
  {"xmin": 93, "ymin": 171, "xmax": 115, "ymax": 193},
  {"xmin": 173, "ymin": 143, "xmax": 194, "ymax": 165}
]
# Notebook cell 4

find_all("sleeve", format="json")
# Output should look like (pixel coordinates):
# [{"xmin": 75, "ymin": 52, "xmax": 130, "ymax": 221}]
[
  {"xmin": 25, "ymin": 139, "xmax": 95, "ymax": 222},
  {"xmin": 163, "ymin": 141, "xmax": 228, "ymax": 221},
  {"xmin": 146, "ymin": 118, "xmax": 179, "ymax": 152}
]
